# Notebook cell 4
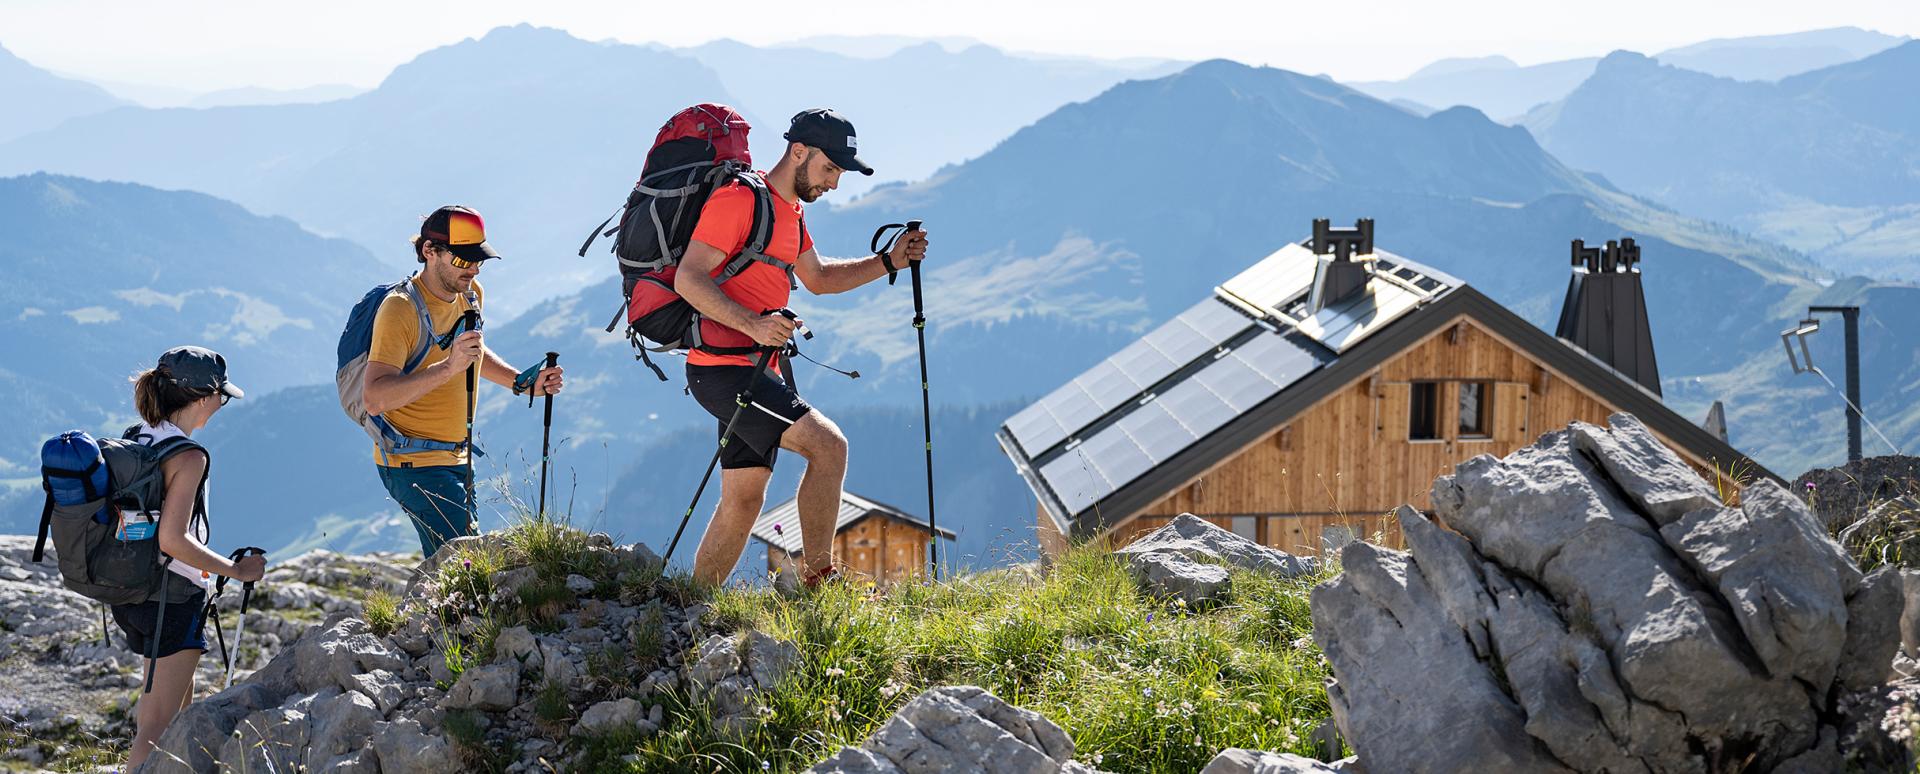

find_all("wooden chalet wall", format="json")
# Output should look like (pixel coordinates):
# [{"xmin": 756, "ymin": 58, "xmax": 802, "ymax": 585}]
[
  {"xmin": 1090, "ymin": 314, "xmax": 1734, "ymax": 556},
  {"xmin": 768, "ymin": 515, "xmax": 931, "ymax": 586}
]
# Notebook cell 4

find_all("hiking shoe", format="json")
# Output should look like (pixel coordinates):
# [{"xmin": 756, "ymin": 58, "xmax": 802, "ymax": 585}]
[{"xmin": 801, "ymin": 565, "xmax": 843, "ymax": 591}]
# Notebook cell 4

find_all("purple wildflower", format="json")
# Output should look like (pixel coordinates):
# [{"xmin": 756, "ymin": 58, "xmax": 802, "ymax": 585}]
[
  {"xmin": 1146, "ymin": 612, "xmax": 1155, "ymax": 623},
  {"xmin": 1806, "ymin": 481, "xmax": 1817, "ymax": 491},
  {"xmin": 773, "ymin": 523, "xmax": 784, "ymax": 534}
]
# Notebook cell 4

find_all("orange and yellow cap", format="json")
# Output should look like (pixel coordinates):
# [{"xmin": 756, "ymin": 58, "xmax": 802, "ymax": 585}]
[{"xmin": 417, "ymin": 205, "xmax": 501, "ymax": 262}]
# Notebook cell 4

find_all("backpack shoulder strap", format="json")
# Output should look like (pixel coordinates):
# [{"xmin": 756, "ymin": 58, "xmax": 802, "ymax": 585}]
[
  {"xmin": 398, "ymin": 279, "xmax": 435, "ymax": 374},
  {"xmin": 31, "ymin": 486, "xmax": 53, "ymax": 563},
  {"xmin": 715, "ymin": 172, "xmax": 797, "ymax": 290},
  {"xmin": 734, "ymin": 171, "xmax": 777, "ymax": 256},
  {"xmin": 144, "ymin": 436, "xmax": 211, "ymax": 537}
]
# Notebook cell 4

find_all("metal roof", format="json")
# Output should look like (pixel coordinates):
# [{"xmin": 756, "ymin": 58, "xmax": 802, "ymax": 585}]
[
  {"xmin": 998, "ymin": 236, "xmax": 1772, "ymax": 539},
  {"xmin": 1000, "ymin": 241, "xmax": 1459, "ymax": 530},
  {"xmin": 749, "ymin": 491, "xmax": 957, "ymax": 556}
]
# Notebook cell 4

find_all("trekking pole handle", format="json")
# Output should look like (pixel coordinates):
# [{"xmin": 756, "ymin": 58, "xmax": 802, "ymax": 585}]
[
  {"xmin": 767, "ymin": 307, "xmax": 812, "ymax": 340},
  {"xmin": 906, "ymin": 221, "xmax": 928, "ymax": 325},
  {"xmin": 219, "ymin": 546, "xmax": 266, "ymax": 595},
  {"xmin": 540, "ymin": 352, "xmax": 558, "ymax": 413}
]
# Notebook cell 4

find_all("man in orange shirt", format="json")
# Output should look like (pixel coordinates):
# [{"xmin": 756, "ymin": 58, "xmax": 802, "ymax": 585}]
[{"xmin": 677, "ymin": 108, "xmax": 927, "ymax": 587}]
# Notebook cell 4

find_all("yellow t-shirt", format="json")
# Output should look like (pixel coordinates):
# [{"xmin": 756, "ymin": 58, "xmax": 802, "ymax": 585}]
[{"xmin": 368, "ymin": 277, "xmax": 484, "ymax": 467}]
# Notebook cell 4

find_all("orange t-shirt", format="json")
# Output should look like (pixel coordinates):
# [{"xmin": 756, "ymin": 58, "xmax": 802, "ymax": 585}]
[{"xmin": 686, "ymin": 178, "xmax": 813, "ymax": 367}]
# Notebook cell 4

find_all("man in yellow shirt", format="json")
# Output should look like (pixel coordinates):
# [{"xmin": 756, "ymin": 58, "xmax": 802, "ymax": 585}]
[{"xmin": 362, "ymin": 205, "xmax": 564, "ymax": 557}]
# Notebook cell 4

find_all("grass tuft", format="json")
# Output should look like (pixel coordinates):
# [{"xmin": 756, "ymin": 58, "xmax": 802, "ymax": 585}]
[{"xmin": 363, "ymin": 590, "xmax": 400, "ymax": 637}]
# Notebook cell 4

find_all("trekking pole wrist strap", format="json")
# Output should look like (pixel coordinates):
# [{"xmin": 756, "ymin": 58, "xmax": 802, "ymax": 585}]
[{"xmin": 870, "ymin": 223, "xmax": 910, "ymax": 286}]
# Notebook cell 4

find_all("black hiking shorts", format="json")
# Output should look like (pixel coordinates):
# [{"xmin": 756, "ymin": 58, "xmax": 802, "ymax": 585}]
[
  {"xmin": 111, "ymin": 587, "xmax": 209, "ymax": 659},
  {"xmin": 687, "ymin": 363, "xmax": 812, "ymax": 470}
]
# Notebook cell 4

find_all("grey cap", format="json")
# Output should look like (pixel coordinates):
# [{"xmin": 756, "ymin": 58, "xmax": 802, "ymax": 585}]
[{"xmin": 157, "ymin": 346, "xmax": 243, "ymax": 400}]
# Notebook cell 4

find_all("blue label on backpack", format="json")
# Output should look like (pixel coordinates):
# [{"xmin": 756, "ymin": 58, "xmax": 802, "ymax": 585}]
[{"xmin": 120, "ymin": 522, "xmax": 156, "ymax": 540}]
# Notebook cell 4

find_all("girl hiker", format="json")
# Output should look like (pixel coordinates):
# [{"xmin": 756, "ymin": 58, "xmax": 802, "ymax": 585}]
[{"xmin": 117, "ymin": 346, "xmax": 267, "ymax": 769}]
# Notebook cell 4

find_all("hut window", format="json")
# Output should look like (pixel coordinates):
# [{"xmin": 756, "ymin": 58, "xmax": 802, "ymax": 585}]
[
  {"xmin": 1230, "ymin": 516, "xmax": 1258, "ymax": 542},
  {"xmin": 1409, "ymin": 381, "xmax": 1440, "ymax": 440},
  {"xmin": 1458, "ymin": 381, "xmax": 1490, "ymax": 438}
]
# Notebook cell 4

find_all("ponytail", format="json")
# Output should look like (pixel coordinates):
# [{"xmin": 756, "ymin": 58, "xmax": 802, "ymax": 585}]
[{"xmin": 132, "ymin": 368, "xmax": 208, "ymax": 425}]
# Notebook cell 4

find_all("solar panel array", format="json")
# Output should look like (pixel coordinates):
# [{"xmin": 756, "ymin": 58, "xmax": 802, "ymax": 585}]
[
  {"xmin": 1036, "ymin": 330, "xmax": 1329, "ymax": 515},
  {"xmin": 1001, "ymin": 240, "xmax": 1459, "ymax": 526},
  {"xmin": 1001, "ymin": 297, "xmax": 1256, "ymax": 455}
]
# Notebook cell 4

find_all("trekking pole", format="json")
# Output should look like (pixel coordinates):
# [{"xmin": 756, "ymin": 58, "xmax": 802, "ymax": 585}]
[
  {"xmin": 664, "ymin": 346, "xmax": 779, "ymax": 566},
  {"xmin": 143, "ymin": 571, "xmax": 169, "ymax": 694},
  {"xmin": 536, "ymin": 352, "xmax": 559, "ymax": 521},
  {"xmin": 901, "ymin": 220, "xmax": 940, "ymax": 581},
  {"xmin": 222, "ymin": 547, "xmax": 266, "ymax": 689},
  {"xmin": 459, "ymin": 291, "xmax": 481, "ymax": 532}
]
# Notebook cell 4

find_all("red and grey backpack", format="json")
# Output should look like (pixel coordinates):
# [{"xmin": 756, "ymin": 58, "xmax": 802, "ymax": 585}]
[{"xmin": 579, "ymin": 103, "xmax": 803, "ymax": 380}]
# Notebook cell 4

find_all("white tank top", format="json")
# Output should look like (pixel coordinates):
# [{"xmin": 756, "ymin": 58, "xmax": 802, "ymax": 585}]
[{"xmin": 126, "ymin": 421, "xmax": 213, "ymax": 593}]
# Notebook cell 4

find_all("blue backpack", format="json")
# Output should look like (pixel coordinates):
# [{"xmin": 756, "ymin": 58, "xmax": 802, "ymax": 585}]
[
  {"xmin": 33, "ymin": 429, "xmax": 207, "ymax": 605},
  {"xmin": 335, "ymin": 279, "xmax": 476, "ymax": 460}
]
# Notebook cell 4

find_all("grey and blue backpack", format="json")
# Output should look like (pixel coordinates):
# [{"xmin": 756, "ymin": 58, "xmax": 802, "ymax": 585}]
[
  {"xmin": 33, "ymin": 428, "xmax": 207, "ymax": 606},
  {"xmin": 335, "ymin": 278, "xmax": 476, "ymax": 459}
]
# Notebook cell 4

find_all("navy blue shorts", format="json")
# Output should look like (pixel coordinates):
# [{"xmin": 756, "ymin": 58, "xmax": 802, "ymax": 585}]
[
  {"xmin": 378, "ymin": 463, "xmax": 476, "ymax": 559},
  {"xmin": 687, "ymin": 363, "xmax": 812, "ymax": 470},
  {"xmin": 112, "ymin": 588, "xmax": 209, "ymax": 659}
]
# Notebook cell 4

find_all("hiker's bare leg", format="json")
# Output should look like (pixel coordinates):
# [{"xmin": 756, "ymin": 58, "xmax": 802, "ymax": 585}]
[
  {"xmin": 781, "ymin": 411, "xmax": 849, "ymax": 577},
  {"xmin": 692, "ymin": 466, "xmax": 772, "ymax": 586},
  {"xmin": 128, "ymin": 648, "xmax": 201, "ymax": 768}
]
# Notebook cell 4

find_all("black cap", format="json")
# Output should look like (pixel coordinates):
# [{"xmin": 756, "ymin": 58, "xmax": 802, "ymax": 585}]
[
  {"xmin": 416, "ymin": 205, "xmax": 502, "ymax": 263},
  {"xmin": 157, "ymin": 346, "xmax": 243, "ymax": 400},
  {"xmin": 783, "ymin": 108, "xmax": 874, "ymax": 176}
]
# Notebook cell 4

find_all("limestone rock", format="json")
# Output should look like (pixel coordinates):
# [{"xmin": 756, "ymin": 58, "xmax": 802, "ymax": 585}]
[
  {"xmin": 308, "ymin": 688, "xmax": 382, "ymax": 760},
  {"xmin": 687, "ymin": 633, "xmax": 741, "ymax": 691},
  {"xmin": 807, "ymin": 685, "xmax": 1085, "ymax": 774},
  {"xmin": 1127, "ymin": 550, "xmax": 1230, "ymax": 605},
  {"xmin": 441, "ymin": 662, "xmax": 518, "ymax": 711},
  {"xmin": 574, "ymin": 697, "xmax": 658, "ymax": 737},
  {"xmin": 1116, "ymin": 514, "xmax": 1317, "ymax": 578},
  {"xmin": 491, "ymin": 566, "xmax": 539, "ymax": 602},
  {"xmin": 1313, "ymin": 414, "xmax": 1907, "ymax": 774},
  {"xmin": 1200, "ymin": 749, "xmax": 1362, "ymax": 773},
  {"xmin": 744, "ymin": 628, "xmax": 800, "ymax": 691},
  {"xmin": 372, "ymin": 718, "xmax": 455, "ymax": 774}
]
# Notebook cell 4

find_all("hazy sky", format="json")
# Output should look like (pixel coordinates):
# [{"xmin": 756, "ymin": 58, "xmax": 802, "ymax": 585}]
[{"xmin": 3, "ymin": 0, "xmax": 1915, "ymax": 91}]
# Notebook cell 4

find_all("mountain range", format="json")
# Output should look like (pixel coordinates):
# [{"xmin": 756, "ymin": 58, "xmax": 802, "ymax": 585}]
[
  {"xmin": 1348, "ymin": 26, "xmax": 1909, "ymax": 121},
  {"xmin": 0, "ymin": 26, "xmax": 1178, "ymax": 317},
  {"xmin": 0, "ymin": 174, "xmax": 386, "ymax": 484},
  {"xmin": 0, "ymin": 43, "xmax": 125, "ymax": 143},
  {"xmin": 1525, "ymin": 43, "xmax": 1920, "ymax": 280}
]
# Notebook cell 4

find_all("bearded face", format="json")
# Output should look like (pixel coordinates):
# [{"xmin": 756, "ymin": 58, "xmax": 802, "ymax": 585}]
[{"xmin": 792, "ymin": 148, "xmax": 840, "ymax": 203}]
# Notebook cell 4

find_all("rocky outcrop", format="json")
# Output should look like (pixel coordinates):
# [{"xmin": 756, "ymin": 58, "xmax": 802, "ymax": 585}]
[
  {"xmin": 1793, "ymin": 455, "xmax": 1920, "ymax": 529},
  {"xmin": 807, "ymin": 685, "xmax": 1106, "ymax": 774},
  {"xmin": 1312, "ymin": 414, "xmax": 1908, "ymax": 773},
  {"xmin": 1117, "ymin": 514, "xmax": 1318, "ymax": 604},
  {"xmin": 0, "ymin": 537, "xmax": 408, "ymax": 768},
  {"xmin": 121, "ymin": 529, "xmax": 779, "ymax": 773}
]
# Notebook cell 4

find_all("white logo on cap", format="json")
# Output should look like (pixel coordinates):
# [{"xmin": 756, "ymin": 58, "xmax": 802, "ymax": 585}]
[{"xmin": 846, "ymin": 136, "xmax": 858, "ymax": 150}]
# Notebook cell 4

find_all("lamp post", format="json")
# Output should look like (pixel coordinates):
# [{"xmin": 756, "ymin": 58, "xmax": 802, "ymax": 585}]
[{"xmin": 1781, "ymin": 305, "xmax": 1864, "ymax": 463}]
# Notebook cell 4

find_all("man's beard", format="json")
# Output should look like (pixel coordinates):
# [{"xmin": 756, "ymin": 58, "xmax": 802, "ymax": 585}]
[
  {"xmin": 794, "ymin": 162, "xmax": 825, "ymax": 203},
  {"xmin": 434, "ymin": 265, "xmax": 472, "ymax": 296}
]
